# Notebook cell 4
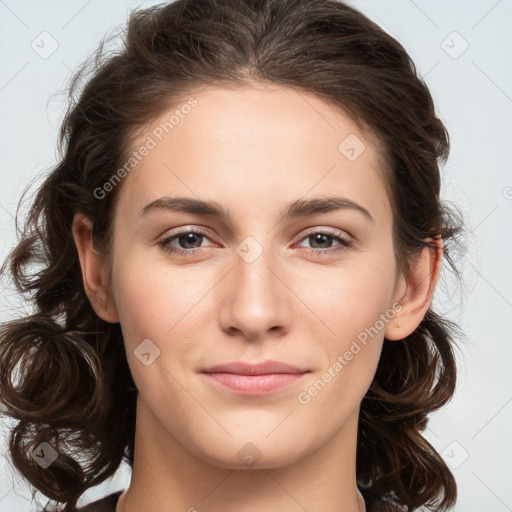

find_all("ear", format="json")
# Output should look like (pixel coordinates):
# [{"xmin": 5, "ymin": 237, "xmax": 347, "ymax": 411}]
[
  {"xmin": 72, "ymin": 213, "xmax": 119, "ymax": 323},
  {"xmin": 385, "ymin": 236, "xmax": 442, "ymax": 341}
]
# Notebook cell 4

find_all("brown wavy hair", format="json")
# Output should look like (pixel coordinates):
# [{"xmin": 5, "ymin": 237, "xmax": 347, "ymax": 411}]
[{"xmin": 0, "ymin": 0, "xmax": 465, "ymax": 511}]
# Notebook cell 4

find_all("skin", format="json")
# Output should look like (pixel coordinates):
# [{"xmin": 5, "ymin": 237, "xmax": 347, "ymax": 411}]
[{"xmin": 72, "ymin": 83, "xmax": 442, "ymax": 512}]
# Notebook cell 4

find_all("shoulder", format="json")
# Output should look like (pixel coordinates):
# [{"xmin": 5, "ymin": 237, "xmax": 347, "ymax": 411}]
[{"xmin": 73, "ymin": 490, "xmax": 124, "ymax": 512}]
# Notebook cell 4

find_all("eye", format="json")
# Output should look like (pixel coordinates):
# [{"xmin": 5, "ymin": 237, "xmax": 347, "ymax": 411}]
[
  {"xmin": 295, "ymin": 229, "xmax": 353, "ymax": 256},
  {"xmin": 157, "ymin": 227, "xmax": 353, "ymax": 258},
  {"xmin": 157, "ymin": 228, "xmax": 215, "ymax": 257}
]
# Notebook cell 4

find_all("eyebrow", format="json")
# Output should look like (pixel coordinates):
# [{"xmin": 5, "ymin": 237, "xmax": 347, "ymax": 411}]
[{"xmin": 139, "ymin": 195, "xmax": 374, "ymax": 224}]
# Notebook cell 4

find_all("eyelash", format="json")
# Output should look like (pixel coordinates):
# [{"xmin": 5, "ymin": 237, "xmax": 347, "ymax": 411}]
[{"xmin": 157, "ymin": 227, "xmax": 353, "ymax": 258}]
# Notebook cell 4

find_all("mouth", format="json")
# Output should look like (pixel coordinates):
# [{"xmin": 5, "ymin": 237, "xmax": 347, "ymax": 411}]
[{"xmin": 200, "ymin": 360, "xmax": 310, "ymax": 396}]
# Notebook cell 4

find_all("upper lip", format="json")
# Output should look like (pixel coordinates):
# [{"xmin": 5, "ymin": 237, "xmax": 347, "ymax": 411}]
[{"xmin": 201, "ymin": 360, "xmax": 308, "ymax": 376}]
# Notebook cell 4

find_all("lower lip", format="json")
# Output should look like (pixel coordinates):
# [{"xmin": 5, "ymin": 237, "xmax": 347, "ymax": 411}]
[{"xmin": 202, "ymin": 372, "xmax": 308, "ymax": 395}]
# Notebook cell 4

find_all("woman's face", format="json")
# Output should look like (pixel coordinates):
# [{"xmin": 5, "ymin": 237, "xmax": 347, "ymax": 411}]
[{"xmin": 105, "ymin": 84, "xmax": 406, "ymax": 468}]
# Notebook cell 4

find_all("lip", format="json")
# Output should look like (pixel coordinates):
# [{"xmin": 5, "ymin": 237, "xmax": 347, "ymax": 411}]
[
  {"xmin": 201, "ymin": 360, "xmax": 310, "ymax": 396},
  {"xmin": 201, "ymin": 360, "xmax": 307, "ymax": 375}
]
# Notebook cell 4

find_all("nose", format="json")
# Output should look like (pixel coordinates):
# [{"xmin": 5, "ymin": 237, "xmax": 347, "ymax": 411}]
[{"xmin": 218, "ymin": 239, "xmax": 293, "ymax": 341}]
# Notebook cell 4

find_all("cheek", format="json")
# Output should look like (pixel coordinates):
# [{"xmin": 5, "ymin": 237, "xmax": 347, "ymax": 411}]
[
  {"xmin": 109, "ymin": 255, "xmax": 206, "ymax": 407},
  {"xmin": 109, "ymin": 249, "xmax": 219, "ymax": 396},
  {"xmin": 303, "ymin": 254, "xmax": 397, "ymax": 340},
  {"xmin": 298, "ymin": 252, "xmax": 397, "ymax": 392},
  {"xmin": 111, "ymin": 247, "xmax": 209, "ymax": 342}
]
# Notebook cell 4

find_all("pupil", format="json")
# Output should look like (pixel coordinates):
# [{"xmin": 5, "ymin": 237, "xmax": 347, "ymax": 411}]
[
  {"xmin": 312, "ymin": 234, "xmax": 330, "ymax": 248},
  {"xmin": 180, "ymin": 233, "xmax": 202, "ymax": 249}
]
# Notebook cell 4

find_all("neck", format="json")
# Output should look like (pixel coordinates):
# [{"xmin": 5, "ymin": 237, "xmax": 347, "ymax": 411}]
[{"xmin": 118, "ymin": 396, "xmax": 366, "ymax": 512}]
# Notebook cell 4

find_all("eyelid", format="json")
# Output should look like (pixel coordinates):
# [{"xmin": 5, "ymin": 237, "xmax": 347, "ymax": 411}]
[
  {"xmin": 295, "ymin": 226, "xmax": 352, "ymax": 243},
  {"xmin": 158, "ymin": 225, "xmax": 215, "ymax": 240},
  {"xmin": 296, "ymin": 226, "xmax": 352, "ymax": 238}
]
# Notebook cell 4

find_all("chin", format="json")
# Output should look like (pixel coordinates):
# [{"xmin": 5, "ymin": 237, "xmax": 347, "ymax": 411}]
[{"xmin": 191, "ymin": 434, "xmax": 311, "ymax": 470}]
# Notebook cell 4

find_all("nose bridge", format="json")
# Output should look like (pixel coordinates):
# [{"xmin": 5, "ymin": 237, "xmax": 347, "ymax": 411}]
[
  {"xmin": 235, "ymin": 235, "xmax": 276, "ymax": 300},
  {"xmin": 219, "ymin": 234, "xmax": 290, "ymax": 339}
]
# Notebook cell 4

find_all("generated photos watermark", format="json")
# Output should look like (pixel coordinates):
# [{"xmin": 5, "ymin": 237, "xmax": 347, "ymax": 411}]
[
  {"xmin": 297, "ymin": 301, "xmax": 403, "ymax": 405},
  {"xmin": 93, "ymin": 96, "xmax": 198, "ymax": 200}
]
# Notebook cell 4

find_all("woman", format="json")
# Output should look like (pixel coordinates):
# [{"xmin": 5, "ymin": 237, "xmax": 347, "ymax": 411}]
[{"xmin": 0, "ymin": 0, "xmax": 464, "ymax": 511}]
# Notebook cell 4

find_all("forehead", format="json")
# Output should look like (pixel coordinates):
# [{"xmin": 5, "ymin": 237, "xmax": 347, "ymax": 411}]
[{"xmin": 115, "ymin": 83, "xmax": 391, "ymax": 225}]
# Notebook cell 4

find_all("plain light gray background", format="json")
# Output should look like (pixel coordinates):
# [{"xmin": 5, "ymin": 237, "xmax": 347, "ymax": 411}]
[{"xmin": 0, "ymin": 0, "xmax": 511, "ymax": 511}]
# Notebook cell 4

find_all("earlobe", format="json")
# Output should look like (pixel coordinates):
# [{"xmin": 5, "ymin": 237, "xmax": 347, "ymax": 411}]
[
  {"xmin": 72, "ymin": 213, "xmax": 119, "ymax": 324},
  {"xmin": 385, "ymin": 237, "xmax": 443, "ymax": 341}
]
